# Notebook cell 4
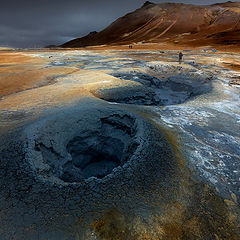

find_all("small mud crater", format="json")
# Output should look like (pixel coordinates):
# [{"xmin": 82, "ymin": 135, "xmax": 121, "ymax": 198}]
[{"xmin": 96, "ymin": 72, "xmax": 212, "ymax": 106}]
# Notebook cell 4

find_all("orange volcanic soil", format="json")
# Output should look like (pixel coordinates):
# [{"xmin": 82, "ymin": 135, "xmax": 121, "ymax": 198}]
[
  {"xmin": 0, "ymin": 53, "xmax": 79, "ymax": 98},
  {"xmin": 61, "ymin": 1, "xmax": 240, "ymax": 51}
]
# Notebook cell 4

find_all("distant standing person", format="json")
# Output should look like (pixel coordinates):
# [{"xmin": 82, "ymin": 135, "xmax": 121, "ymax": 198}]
[{"xmin": 179, "ymin": 51, "xmax": 183, "ymax": 64}]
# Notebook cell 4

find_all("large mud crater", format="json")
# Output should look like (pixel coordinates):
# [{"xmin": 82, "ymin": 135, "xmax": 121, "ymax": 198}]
[{"xmin": 26, "ymin": 109, "xmax": 139, "ymax": 183}]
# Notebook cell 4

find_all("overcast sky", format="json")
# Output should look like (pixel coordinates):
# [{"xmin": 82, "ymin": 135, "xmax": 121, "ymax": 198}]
[{"xmin": 0, "ymin": 0, "xmax": 237, "ymax": 48}]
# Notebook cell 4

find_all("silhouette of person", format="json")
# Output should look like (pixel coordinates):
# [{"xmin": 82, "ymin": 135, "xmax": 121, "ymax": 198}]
[{"xmin": 179, "ymin": 52, "xmax": 183, "ymax": 64}]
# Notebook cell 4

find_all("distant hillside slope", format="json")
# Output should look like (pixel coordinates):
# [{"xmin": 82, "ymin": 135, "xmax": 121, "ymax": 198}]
[{"xmin": 61, "ymin": 1, "xmax": 240, "ymax": 48}]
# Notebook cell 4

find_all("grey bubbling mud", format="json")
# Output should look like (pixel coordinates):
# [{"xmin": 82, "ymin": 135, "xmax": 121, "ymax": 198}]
[{"xmin": 65, "ymin": 114, "xmax": 137, "ymax": 180}]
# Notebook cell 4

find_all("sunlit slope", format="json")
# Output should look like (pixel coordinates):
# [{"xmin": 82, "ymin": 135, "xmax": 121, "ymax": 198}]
[{"xmin": 61, "ymin": 1, "xmax": 240, "ymax": 48}]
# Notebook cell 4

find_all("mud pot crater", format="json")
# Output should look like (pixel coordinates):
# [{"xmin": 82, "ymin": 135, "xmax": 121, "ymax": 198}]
[
  {"xmin": 25, "ymin": 108, "xmax": 140, "ymax": 183},
  {"xmin": 95, "ymin": 69, "xmax": 212, "ymax": 106}
]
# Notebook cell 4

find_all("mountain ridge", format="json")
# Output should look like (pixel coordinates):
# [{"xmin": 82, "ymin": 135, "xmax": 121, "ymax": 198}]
[{"xmin": 61, "ymin": 1, "xmax": 240, "ymax": 48}]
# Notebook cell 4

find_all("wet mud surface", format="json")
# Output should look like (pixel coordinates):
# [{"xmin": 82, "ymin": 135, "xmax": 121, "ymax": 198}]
[
  {"xmin": 102, "ymin": 70, "xmax": 212, "ymax": 105},
  {"xmin": 0, "ymin": 49, "xmax": 239, "ymax": 239}
]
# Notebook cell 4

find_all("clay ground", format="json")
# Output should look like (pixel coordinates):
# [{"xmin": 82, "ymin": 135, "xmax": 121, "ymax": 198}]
[{"xmin": 0, "ymin": 45, "xmax": 239, "ymax": 239}]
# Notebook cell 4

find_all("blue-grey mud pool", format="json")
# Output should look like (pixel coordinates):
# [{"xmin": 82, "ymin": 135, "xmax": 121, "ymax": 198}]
[{"xmin": 0, "ymin": 48, "xmax": 239, "ymax": 239}]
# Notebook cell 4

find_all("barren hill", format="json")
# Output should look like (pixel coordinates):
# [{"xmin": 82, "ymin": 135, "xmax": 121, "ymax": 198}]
[{"xmin": 61, "ymin": 1, "xmax": 240, "ymax": 48}]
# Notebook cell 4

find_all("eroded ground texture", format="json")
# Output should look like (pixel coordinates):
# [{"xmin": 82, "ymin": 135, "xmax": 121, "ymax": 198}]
[{"xmin": 0, "ymin": 48, "xmax": 240, "ymax": 240}]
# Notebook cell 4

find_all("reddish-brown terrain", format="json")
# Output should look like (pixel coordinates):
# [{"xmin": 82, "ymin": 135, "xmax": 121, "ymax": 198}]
[{"xmin": 61, "ymin": 1, "xmax": 240, "ymax": 50}]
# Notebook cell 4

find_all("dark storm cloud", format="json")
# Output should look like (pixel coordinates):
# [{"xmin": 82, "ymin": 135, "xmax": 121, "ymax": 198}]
[{"xmin": 0, "ymin": 0, "xmax": 238, "ymax": 48}]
